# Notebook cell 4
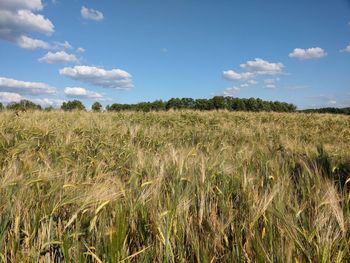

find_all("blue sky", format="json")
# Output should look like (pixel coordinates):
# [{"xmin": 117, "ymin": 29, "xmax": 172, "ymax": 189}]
[{"xmin": 0, "ymin": 0, "xmax": 349, "ymax": 109}]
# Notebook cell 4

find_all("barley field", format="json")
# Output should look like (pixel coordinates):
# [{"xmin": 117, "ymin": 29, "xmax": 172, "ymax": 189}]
[{"xmin": 0, "ymin": 110, "xmax": 349, "ymax": 262}]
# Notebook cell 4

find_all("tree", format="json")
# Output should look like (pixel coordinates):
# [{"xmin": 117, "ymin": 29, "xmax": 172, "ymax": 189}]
[
  {"xmin": 212, "ymin": 96, "xmax": 227, "ymax": 110},
  {"xmin": 61, "ymin": 100, "xmax": 86, "ymax": 111},
  {"xmin": 92, "ymin": 101, "xmax": 103, "ymax": 112},
  {"xmin": 7, "ymin": 100, "xmax": 41, "ymax": 111},
  {"xmin": 44, "ymin": 106, "xmax": 54, "ymax": 111}
]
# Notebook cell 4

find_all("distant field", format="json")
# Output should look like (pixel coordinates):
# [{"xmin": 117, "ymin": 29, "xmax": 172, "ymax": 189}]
[{"xmin": 0, "ymin": 111, "xmax": 349, "ymax": 262}]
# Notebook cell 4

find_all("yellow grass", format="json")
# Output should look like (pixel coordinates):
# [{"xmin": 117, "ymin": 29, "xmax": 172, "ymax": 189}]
[{"xmin": 0, "ymin": 110, "xmax": 349, "ymax": 262}]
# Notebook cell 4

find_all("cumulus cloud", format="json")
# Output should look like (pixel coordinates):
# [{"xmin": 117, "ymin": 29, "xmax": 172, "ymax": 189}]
[
  {"xmin": 76, "ymin": 47, "xmax": 85, "ymax": 53},
  {"xmin": 223, "ymin": 87, "xmax": 240, "ymax": 96},
  {"xmin": 0, "ymin": 77, "xmax": 56, "ymax": 95},
  {"xmin": 53, "ymin": 40, "xmax": 72, "ymax": 50},
  {"xmin": 16, "ymin": 35, "xmax": 50, "ymax": 49},
  {"xmin": 12, "ymin": 36, "xmax": 71, "ymax": 50},
  {"xmin": 64, "ymin": 87, "xmax": 103, "ymax": 99},
  {"xmin": 0, "ymin": 92, "xmax": 24, "ymax": 103},
  {"xmin": 289, "ymin": 47, "xmax": 327, "ymax": 60},
  {"xmin": 340, "ymin": 43, "xmax": 350, "ymax": 53},
  {"xmin": 223, "ymin": 59, "xmax": 283, "ymax": 86},
  {"xmin": 265, "ymin": 84, "xmax": 276, "ymax": 89},
  {"xmin": 0, "ymin": 0, "xmax": 43, "ymax": 11},
  {"xmin": 248, "ymin": 80, "xmax": 258, "ymax": 85},
  {"xmin": 0, "ymin": 0, "xmax": 55, "ymax": 49},
  {"xmin": 240, "ymin": 58, "xmax": 284, "ymax": 75},
  {"xmin": 39, "ymin": 51, "xmax": 79, "ymax": 64},
  {"xmin": 81, "ymin": 6, "xmax": 104, "ymax": 21},
  {"xmin": 59, "ymin": 65, "xmax": 133, "ymax": 89},
  {"xmin": 0, "ymin": 9, "xmax": 54, "ymax": 35},
  {"xmin": 223, "ymin": 70, "xmax": 254, "ymax": 81},
  {"xmin": 31, "ymin": 98, "xmax": 64, "ymax": 107},
  {"xmin": 0, "ymin": 92, "xmax": 63, "ymax": 107}
]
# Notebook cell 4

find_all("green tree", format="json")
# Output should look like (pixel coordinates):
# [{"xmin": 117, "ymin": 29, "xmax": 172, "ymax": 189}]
[
  {"xmin": 92, "ymin": 101, "xmax": 103, "ymax": 112},
  {"xmin": 61, "ymin": 100, "xmax": 86, "ymax": 111},
  {"xmin": 44, "ymin": 106, "xmax": 54, "ymax": 111},
  {"xmin": 7, "ymin": 100, "xmax": 42, "ymax": 111},
  {"xmin": 212, "ymin": 96, "xmax": 227, "ymax": 110}
]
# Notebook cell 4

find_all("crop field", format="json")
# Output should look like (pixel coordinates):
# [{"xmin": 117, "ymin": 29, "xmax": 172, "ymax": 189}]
[{"xmin": 0, "ymin": 110, "xmax": 350, "ymax": 262}]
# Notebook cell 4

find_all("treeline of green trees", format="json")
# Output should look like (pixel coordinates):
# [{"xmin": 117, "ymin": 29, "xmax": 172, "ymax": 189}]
[
  {"xmin": 0, "ymin": 100, "xmax": 102, "ymax": 112},
  {"xmin": 300, "ymin": 107, "xmax": 350, "ymax": 115},
  {"xmin": 2, "ymin": 97, "xmax": 349, "ymax": 115},
  {"xmin": 0, "ymin": 97, "xmax": 297, "ymax": 112},
  {"xmin": 106, "ymin": 96, "xmax": 297, "ymax": 112}
]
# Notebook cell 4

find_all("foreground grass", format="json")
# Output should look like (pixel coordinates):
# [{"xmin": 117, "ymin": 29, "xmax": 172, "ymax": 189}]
[{"xmin": 0, "ymin": 110, "xmax": 349, "ymax": 262}]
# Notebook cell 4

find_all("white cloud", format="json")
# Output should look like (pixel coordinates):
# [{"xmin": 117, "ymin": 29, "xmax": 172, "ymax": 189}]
[
  {"xmin": 340, "ymin": 43, "xmax": 350, "ymax": 53},
  {"xmin": 81, "ymin": 6, "xmax": 104, "ymax": 21},
  {"xmin": 223, "ymin": 87, "xmax": 240, "ymax": 96},
  {"xmin": 32, "ymin": 98, "xmax": 64, "ymax": 107},
  {"xmin": 39, "ymin": 51, "xmax": 79, "ymax": 64},
  {"xmin": 0, "ymin": 77, "xmax": 56, "ymax": 95},
  {"xmin": 0, "ymin": 92, "xmax": 63, "ymax": 107},
  {"xmin": 222, "ymin": 70, "xmax": 254, "ymax": 81},
  {"xmin": 16, "ymin": 35, "xmax": 50, "ymax": 49},
  {"xmin": 240, "ymin": 58, "xmax": 284, "ymax": 75},
  {"xmin": 264, "ymin": 79, "xmax": 275, "ymax": 84},
  {"xmin": 328, "ymin": 100, "xmax": 337, "ymax": 105},
  {"xmin": 0, "ymin": 9, "xmax": 54, "ymax": 36},
  {"xmin": 223, "ymin": 59, "xmax": 283, "ymax": 86},
  {"xmin": 265, "ymin": 84, "xmax": 276, "ymax": 89},
  {"xmin": 64, "ymin": 87, "xmax": 103, "ymax": 99},
  {"xmin": 0, "ymin": 0, "xmax": 43, "ymax": 11},
  {"xmin": 0, "ymin": 92, "xmax": 24, "ymax": 103},
  {"xmin": 53, "ymin": 41, "xmax": 72, "ymax": 49},
  {"xmin": 59, "ymin": 65, "xmax": 133, "ymax": 89},
  {"xmin": 76, "ymin": 47, "xmax": 85, "ymax": 53},
  {"xmin": 248, "ymin": 80, "xmax": 258, "ymax": 85},
  {"xmin": 289, "ymin": 47, "xmax": 327, "ymax": 60},
  {"xmin": 0, "ymin": 0, "xmax": 55, "ymax": 49}
]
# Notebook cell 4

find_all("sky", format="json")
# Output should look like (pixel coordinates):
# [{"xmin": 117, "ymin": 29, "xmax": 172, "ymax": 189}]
[{"xmin": 0, "ymin": 0, "xmax": 349, "ymax": 109}]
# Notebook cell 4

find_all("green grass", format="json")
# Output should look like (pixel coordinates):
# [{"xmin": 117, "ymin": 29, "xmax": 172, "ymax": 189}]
[{"xmin": 0, "ymin": 110, "xmax": 349, "ymax": 262}]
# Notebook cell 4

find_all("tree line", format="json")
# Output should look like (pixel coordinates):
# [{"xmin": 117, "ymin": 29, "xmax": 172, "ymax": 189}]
[
  {"xmin": 5, "ymin": 98, "xmax": 348, "ymax": 115},
  {"xmin": 106, "ymin": 97, "xmax": 297, "ymax": 112},
  {"xmin": 300, "ymin": 107, "xmax": 350, "ymax": 115},
  {"xmin": 0, "ymin": 97, "xmax": 298, "ymax": 112}
]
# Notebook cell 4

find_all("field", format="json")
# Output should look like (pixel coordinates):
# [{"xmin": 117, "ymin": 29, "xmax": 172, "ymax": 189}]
[{"xmin": 0, "ymin": 110, "xmax": 350, "ymax": 262}]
